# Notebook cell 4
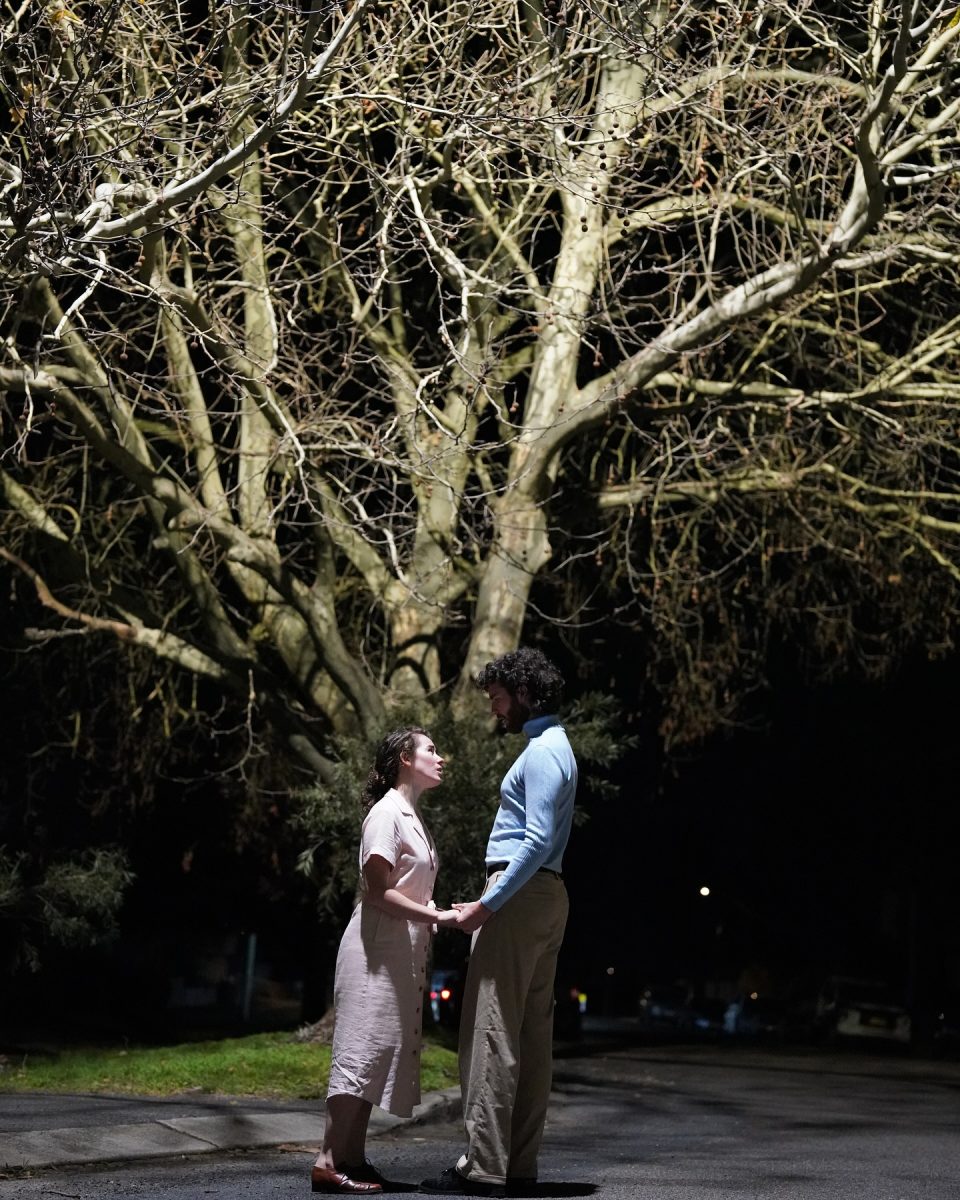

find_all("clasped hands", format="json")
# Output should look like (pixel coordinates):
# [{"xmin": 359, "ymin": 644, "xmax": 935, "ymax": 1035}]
[{"xmin": 434, "ymin": 899, "xmax": 492, "ymax": 933}]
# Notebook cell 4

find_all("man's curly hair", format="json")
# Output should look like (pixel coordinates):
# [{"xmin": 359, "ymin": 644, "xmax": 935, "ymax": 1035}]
[{"xmin": 473, "ymin": 647, "xmax": 565, "ymax": 714}]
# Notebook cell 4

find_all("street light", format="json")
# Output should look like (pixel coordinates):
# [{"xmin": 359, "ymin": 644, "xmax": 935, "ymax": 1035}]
[{"xmin": 696, "ymin": 885, "xmax": 724, "ymax": 942}]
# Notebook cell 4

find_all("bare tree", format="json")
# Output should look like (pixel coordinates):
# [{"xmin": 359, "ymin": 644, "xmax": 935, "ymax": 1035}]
[{"xmin": 2, "ymin": 0, "xmax": 959, "ymax": 765}]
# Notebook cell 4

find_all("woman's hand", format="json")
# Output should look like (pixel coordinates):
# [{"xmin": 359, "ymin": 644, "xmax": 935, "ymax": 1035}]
[
  {"xmin": 363, "ymin": 857, "xmax": 453, "ymax": 928},
  {"xmin": 434, "ymin": 908, "xmax": 461, "ymax": 929},
  {"xmin": 452, "ymin": 899, "xmax": 492, "ymax": 932}
]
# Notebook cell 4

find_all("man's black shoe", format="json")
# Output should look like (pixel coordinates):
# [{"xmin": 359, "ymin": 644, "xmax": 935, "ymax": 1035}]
[{"xmin": 419, "ymin": 1167, "xmax": 506, "ymax": 1197}]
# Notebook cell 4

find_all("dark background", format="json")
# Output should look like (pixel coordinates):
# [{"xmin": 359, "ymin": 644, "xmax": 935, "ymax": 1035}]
[
  {"xmin": 559, "ymin": 650, "xmax": 957, "ymax": 1026},
  {"xmin": 1, "ymin": 645, "xmax": 956, "ymax": 1046}
]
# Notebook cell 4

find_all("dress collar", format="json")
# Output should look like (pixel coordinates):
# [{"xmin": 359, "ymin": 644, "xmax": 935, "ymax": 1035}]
[{"xmin": 383, "ymin": 787, "xmax": 418, "ymax": 817}]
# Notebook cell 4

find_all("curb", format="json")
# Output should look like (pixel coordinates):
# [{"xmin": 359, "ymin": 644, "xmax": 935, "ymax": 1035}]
[{"xmin": 0, "ymin": 1086, "xmax": 462, "ymax": 1171}]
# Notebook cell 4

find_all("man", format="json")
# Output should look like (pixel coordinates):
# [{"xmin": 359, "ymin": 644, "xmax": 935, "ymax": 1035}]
[{"xmin": 421, "ymin": 648, "xmax": 578, "ymax": 1197}]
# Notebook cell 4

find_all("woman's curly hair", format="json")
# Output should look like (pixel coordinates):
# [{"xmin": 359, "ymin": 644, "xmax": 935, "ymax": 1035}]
[
  {"xmin": 473, "ymin": 647, "xmax": 564, "ymax": 714},
  {"xmin": 361, "ymin": 727, "xmax": 430, "ymax": 812}
]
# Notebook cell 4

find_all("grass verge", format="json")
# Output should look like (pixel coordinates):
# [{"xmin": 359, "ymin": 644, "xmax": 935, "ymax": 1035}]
[{"xmin": 0, "ymin": 1031, "xmax": 459, "ymax": 1100}]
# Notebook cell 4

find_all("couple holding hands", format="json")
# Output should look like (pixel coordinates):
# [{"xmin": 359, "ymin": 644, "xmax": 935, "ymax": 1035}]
[{"xmin": 312, "ymin": 648, "xmax": 578, "ymax": 1198}]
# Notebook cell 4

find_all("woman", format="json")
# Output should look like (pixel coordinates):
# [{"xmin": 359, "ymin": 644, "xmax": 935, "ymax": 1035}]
[{"xmin": 312, "ymin": 727, "xmax": 459, "ymax": 1194}]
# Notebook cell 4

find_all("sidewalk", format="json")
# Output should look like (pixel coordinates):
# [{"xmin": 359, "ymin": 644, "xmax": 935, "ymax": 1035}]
[{"xmin": 0, "ymin": 1086, "xmax": 462, "ymax": 1170}]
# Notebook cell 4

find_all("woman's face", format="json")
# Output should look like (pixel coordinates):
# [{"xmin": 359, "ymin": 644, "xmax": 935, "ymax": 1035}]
[{"xmin": 401, "ymin": 733, "xmax": 445, "ymax": 791}]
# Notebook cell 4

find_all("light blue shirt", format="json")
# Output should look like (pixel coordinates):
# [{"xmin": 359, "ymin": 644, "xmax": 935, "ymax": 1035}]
[{"xmin": 481, "ymin": 714, "xmax": 578, "ymax": 913}]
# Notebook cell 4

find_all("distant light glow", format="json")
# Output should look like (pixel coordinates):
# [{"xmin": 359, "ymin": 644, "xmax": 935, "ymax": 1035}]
[
  {"xmin": 606, "ymin": 966, "xmax": 615, "ymax": 975},
  {"xmin": 750, "ymin": 991, "xmax": 758, "ymax": 1000},
  {"xmin": 699, "ymin": 886, "xmax": 711, "ymax": 896}
]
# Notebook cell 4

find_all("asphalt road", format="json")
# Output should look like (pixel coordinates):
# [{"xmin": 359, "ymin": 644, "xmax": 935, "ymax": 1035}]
[{"xmin": 3, "ymin": 1041, "xmax": 959, "ymax": 1200}]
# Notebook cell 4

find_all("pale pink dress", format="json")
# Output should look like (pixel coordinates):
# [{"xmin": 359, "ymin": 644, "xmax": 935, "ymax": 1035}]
[{"xmin": 326, "ymin": 788, "xmax": 439, "ymax": 1117}]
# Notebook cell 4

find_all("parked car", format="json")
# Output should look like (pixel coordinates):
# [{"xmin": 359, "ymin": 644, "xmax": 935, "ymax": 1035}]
[
  {"xmin": 638, "ymin": 983, "xmax": 691, "ymax": 1030},
  {"xmin": 723, "ymin": 993, "xmax": 786, "ymax": 1039},
  {"xmin": 815, "ymin": 976, "xmax": 911, "ymax": 1045},
  {"xmin": 678, "ymin": 994, "xmax": 728, "ymax": 1038},
  {"xmin": 428, "ymin": 967, "xmax": 582, "ymax": 1039},
  {"xmin": 931, "ymin": 997, "xmax": 960, "ymax": 1055},
  {"xmin": 429, "ymin": 966, "xmax": 462, "ymax": 1027},
  {"xmin": 553, "ymin": 981, "xmax": 584, "ymax": 1041}
]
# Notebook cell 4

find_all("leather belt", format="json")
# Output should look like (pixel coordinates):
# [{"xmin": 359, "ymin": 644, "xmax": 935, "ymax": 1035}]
[{"xmin": 486, "ymin": 861, "xmax": 562, "ymax": 880}]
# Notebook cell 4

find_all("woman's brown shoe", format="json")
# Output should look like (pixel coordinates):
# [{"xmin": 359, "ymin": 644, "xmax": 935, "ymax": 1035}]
[{"xmin": 311, "ymin": 1165, "xmax": 383, "ymax": 1194}]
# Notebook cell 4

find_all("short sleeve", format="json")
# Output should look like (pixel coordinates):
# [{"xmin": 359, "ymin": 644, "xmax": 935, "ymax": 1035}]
[{"xmin": 361, "ymin": 799, "xmax": 403, "ymax": 870}]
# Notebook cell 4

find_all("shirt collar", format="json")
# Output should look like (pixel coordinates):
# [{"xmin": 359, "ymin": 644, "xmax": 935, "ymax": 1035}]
[
  {"xmin": 523, "ymin": 713, "xmax": 560, "ymax": 739},
  {"xmin": 384, "ymin": 787, "xmax": 417, "ymax": 817}
]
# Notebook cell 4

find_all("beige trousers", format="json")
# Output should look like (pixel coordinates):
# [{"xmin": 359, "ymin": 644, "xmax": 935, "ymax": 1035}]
[{"xmin": 458, "ymin": 870, "xmax": 569, "ymax": 1185}]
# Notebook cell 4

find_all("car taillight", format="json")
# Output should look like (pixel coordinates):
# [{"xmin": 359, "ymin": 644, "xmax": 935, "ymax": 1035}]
[{"xmin": 429, "ymin": 991, "xmax": 438, "ymax": 999}]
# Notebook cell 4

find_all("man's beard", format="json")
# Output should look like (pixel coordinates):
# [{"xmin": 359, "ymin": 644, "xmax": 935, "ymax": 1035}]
[{"xmin": 497, "ymin": 700, "xmax": 531, "ymax": 735}]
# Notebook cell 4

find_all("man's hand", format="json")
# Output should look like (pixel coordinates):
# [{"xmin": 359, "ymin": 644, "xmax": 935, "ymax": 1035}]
[{"xmin": 453, "ymin": 899, "xmax": 493, "ymax": 933}]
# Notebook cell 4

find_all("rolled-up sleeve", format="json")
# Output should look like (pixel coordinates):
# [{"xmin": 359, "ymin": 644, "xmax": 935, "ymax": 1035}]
[{"xmin": 361, "ymin": 803, "xmax": 402, "ymax": 870}]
